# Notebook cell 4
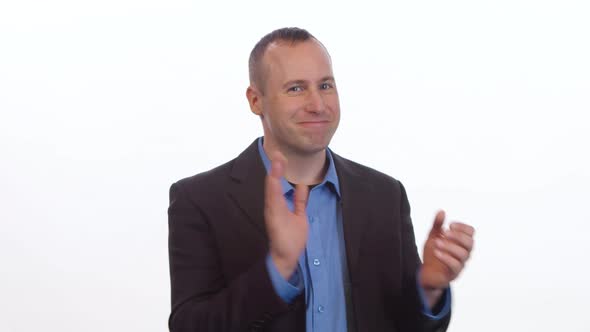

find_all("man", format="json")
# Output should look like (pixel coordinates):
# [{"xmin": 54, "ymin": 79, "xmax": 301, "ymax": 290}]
[{"xmin": 168, "ymin": 27, "xmax": 475, "ymax": 331}]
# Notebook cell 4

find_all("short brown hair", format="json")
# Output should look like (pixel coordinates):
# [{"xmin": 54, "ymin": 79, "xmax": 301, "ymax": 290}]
[{"xmin": 248, "ymin": 27, "xmax": 316, "ymax": 92}]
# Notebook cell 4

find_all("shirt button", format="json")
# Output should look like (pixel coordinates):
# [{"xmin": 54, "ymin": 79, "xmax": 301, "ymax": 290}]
[
  {"xmin": 313, "ymin": 259, "xmax": 320, "ymax": 266},
  {"xmin": 317, "ymin": 305, "xmax": 325, "ymax": 313}
]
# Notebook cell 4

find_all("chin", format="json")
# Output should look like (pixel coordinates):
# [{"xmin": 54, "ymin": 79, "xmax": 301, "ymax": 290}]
[{"xmin": 298, "ymin": 138, "xmax": 332, "ymax": 154}]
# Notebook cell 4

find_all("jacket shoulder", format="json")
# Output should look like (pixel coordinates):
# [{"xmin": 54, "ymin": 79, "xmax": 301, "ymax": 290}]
[
  {"xmin": 333, "ymin": 153, "xmax": 403, "ymax": 190},
  {"xmin": 170, "ymin": 158, "xmax": 236, "ymax": 201}
]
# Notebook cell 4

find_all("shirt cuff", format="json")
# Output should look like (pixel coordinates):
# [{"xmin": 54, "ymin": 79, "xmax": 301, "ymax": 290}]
[
  {"xmin": 265, "ymin": 254, "xmax": 304, "ymax": 303},
  {"xmin": 416, "ymin": 268, "xmax": 452, "ymax": 319}
]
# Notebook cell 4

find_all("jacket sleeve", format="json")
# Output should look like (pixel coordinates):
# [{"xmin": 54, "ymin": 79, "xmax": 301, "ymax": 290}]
[
  {"xmin": 397, "ymin": 181, "xmax": 451, "ymax": 332},
  {"xmin": 167, "ymin": 181, "xmax": 294, "ymax": 331}
]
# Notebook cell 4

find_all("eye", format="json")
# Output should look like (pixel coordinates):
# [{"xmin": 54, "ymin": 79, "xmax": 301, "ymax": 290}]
[
  {"xmin": 320, "ymin": 82, "xmax": 334, "ymax": 90},
  {"xmin": 288, "ymin": 86, "xmax": 303, "ymax": 92}
]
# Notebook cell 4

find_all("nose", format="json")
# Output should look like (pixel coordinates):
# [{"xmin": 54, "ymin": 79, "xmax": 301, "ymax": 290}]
[{"xmin": 304, "ymin": 89, "xmax": 326, "ymax": 113}]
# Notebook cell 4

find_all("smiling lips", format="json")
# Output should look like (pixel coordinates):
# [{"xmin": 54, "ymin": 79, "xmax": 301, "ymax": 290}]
[{"xmin": 298, "ymin": 120, "xmax": 330, "ymax": 128}]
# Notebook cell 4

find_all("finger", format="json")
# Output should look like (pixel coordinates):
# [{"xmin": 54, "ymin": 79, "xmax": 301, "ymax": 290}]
[
  {"xmin": 444, "ymin": 230, "xmax": 474, "ymax": 252},
  {"xmin": 436, "ymin": 239, "xmax": 470, "ymax": 263},
  {"xmin": 429, "ymin": 210, "xmax": 445, "ymax": 237},
  {"xmin": 434, "ymin": 250, "xmax": 464, "ymax": 277},
  {"xmin": 269, "ymin": 152, "xmax": 287, "ymax": 179},
  {"xmin": 449, "ymin": 222, "xmax": 475, "ymax": 237},
  {"xmin": 265, "ymin": 153, "xmax": 288, "ymax": 214},
  {"xmin": 293, "ymin": 184, "xmax": 309, "ymax": 216}
]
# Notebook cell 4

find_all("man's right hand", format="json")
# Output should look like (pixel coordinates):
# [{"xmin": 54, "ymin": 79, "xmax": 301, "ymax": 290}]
[{"xmin": 265, "ymin": 153, "xmax": 309, "ymax": 280}]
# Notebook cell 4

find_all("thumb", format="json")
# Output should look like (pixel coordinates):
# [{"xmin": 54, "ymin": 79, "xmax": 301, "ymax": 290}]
[{"xmin": 429, "ymin": 210, "xmax": 445, "ymax": 237}]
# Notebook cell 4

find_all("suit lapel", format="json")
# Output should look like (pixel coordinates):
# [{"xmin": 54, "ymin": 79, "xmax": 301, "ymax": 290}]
[
  {"xmin": 227, "ymin": 139, "xmax": 268, "ymax": 238},
  {"xmin": 332, "ymin": 152, "xmax": 374, "ymax": 283}
]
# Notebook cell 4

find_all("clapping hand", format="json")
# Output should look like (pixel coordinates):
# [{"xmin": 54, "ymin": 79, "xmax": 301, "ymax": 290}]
[
  {"xmin": 264, "ymin": 153, "xmax": 310, "ymax": 279},
  {"xmin": 421, "ymin": 210, "xmax": 475, "ymax": 292}
]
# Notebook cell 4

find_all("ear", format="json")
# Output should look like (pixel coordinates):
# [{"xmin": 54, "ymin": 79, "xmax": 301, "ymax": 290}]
[{"xmin": 246, "ymin": 85, "xmax": 263, "ymax": 116}]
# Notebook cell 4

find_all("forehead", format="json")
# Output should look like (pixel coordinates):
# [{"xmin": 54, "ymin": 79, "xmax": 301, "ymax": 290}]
[{"xmin": 262, "ymin": 39, "xmax": 333, "ymax": 82}]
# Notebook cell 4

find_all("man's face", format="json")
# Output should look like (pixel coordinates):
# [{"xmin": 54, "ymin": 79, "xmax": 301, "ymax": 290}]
[{"xmin": 253, "ymin": 39, "xmax": 340, "ymax": 156}]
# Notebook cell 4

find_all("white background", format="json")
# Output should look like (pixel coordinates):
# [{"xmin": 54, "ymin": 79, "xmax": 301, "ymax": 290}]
[{"xmin": 1, "ymin": 0, "xmax": 589, "ymax": 331}]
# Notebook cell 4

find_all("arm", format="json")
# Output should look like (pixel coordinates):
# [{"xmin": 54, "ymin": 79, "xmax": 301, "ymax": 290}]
[
  {"xmin": 167, "ymin": 182, "xmax": 293, "ymax": 331},
  {"xmin": 416, "ymin": 268, "xmax": 452, "ymax": 319},
  {"xmin": 398, "ymin": 181, "xmax": 452, "ymax": 332}
]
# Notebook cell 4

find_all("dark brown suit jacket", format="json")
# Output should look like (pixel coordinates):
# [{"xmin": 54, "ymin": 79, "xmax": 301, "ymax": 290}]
[{"xmin": 168, "ymin": 139, "xmax": 451, "ymax": 331}]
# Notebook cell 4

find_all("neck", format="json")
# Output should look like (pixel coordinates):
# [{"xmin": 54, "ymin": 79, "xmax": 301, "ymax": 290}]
[{"xmin": 263, "ymin": 138, "xmax": 328, "ymax": 185}]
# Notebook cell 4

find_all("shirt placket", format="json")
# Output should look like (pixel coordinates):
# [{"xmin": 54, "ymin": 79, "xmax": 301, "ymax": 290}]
[{"xmin": 306, "ymin": 188, "xmax": 329, "ymax": 331}]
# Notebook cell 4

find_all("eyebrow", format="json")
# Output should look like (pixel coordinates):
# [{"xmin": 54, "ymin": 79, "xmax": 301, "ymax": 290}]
[{"xmin": 282, "ymin": 76, "xmax": 335, "ymax": 89}]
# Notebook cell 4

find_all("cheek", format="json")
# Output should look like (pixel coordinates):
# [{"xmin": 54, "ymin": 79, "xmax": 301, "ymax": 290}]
[
  {"xmin": 262, "ymin": 103, "xmax": 298, "ymax": 130},
  {"xmin": 324, "ymin": 92, "xmax": 339, "ymax": 106},
  {"xmin": 327, "ymin": 96, "xmax": 341, "ymax": 116},
  {"xmin": 273, "ymin": 100, "xmax": 305, "ymax": 121}
]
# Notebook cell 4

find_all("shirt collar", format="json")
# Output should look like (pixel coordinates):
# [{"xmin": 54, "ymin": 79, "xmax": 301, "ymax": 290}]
[{"xmin": 257, "ymin": 137, "xmax": 341, "ymax": 198}]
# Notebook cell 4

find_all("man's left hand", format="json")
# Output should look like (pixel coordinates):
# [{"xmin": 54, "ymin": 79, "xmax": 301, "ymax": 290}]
[{"xmin": 420, "ymin": 210, "xmax": 475, "ymax": 303}]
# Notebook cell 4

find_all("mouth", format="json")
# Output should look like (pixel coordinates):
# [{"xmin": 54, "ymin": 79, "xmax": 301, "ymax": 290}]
[{"xmin": 298, "ymin": 121, "xmax": 330, "ymax": 128}]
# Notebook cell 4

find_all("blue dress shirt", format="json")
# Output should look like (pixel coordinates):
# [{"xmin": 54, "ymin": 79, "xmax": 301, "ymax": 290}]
[{"xmin": 258, "ymin": 138, "xmax": 450, "ymax": 331}]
